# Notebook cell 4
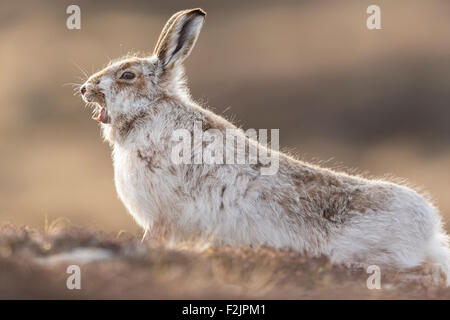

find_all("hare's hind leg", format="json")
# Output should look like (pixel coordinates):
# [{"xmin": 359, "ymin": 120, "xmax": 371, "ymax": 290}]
[
  {"xmin": 424, "ymin": 230, "xmax": 450, "ymax": 286},
  {"xmin": 330, "ymin": 191, "xmax": 450, "ymax": 286},
  {"xmin": 329, "ymin": 211, "xmax": 429, "ymax": 271}
]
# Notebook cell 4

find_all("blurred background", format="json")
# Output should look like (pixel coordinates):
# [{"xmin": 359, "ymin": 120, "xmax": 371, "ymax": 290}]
[{"xmin": 0, "ymin": 0, "xmax": 449, "ymax": 234}]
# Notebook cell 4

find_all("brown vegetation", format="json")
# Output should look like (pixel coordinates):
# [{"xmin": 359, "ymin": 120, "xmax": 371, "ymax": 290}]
[{"xmin": 1, "ymin": 223, "xmax": 449, "ymax": 299}]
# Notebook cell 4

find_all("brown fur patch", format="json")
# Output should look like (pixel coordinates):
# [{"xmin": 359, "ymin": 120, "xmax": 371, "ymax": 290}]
[
  {"xmin": 113, "ymin": 60, "xmax": 148, "ymax": 98},
  {"xmin": 137, "ymin": 149, "xmax": 160, "ymax": 173},
  {"xmin": 116, "ymin": 111, "xmax": 149, "ymax": 137},
  {"xmin": 117, "ymin": 59, "xmax": 141, "ymax": 72}
]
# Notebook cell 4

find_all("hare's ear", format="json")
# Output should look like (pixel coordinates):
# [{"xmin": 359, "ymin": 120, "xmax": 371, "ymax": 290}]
[{"xmin": 153, "ymin": 8, "xmax": 206, "ymax": 69}]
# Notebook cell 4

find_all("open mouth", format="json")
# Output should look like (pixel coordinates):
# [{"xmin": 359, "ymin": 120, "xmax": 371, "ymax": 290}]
[
  {"xmin": 82, "ymin": 89, "xmax": 109, "ymax": 124},
  {"xmin": 92, "ymin": 104, "xmax": 110, "ymax": 124}
]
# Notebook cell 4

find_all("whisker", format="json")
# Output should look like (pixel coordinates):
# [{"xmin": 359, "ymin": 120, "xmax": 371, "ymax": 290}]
[
  {"xmin": 63, "ymin": 82, "xmax": 82, "ymax": 87},
  {"xmin": 70, "ymin": 59, "xmax": 89, "ymax": 80}
]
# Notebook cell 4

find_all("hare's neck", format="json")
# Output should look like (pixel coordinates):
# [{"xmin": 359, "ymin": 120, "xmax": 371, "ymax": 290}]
[
  {"xmin": 102, "ymin": 95, "xmax": 237, "ymax": 150},
  {"xmin": 101, "ymin": 95, "xmax": 174, "ymax": 145},
  {"xmin": 101, "ymin": 110, "xmax": 150, "ymax": 145}
]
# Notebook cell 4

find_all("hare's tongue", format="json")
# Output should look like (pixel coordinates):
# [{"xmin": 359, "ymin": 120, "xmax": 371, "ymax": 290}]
[{"xmin": 93, "ymin": 107, "xmax": 106, "ymax": 122}]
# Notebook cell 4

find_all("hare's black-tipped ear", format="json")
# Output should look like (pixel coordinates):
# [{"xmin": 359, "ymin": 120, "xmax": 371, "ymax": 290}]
[{"xmin": 153, "ymin": 8, "xmax": 206, "ymax": 69}]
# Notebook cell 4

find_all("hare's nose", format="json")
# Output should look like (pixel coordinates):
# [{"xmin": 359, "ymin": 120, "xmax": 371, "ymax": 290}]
[{"xmin": 81, "ymin": 86, "xmax": 86, "ymax": 95}]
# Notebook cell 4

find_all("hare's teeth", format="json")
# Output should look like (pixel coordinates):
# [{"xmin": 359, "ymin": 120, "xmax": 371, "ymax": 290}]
[
  {"xmin": 92, "ymin": 106, "xmax": 105, "ymax": 122},
  {"xmin": 97, "ymin": 107, "xmax": 106, "ymax": 122}
]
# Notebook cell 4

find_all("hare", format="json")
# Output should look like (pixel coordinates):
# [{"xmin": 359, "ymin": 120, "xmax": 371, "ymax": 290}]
[{"xmin": 80, "ymin": 8, "xmax": 450, "ymax": 285}]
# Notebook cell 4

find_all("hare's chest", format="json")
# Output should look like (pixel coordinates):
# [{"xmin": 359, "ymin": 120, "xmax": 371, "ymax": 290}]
[{"xmin": 112, "ymin": 147, "xmax": 164, "ymax": 224}]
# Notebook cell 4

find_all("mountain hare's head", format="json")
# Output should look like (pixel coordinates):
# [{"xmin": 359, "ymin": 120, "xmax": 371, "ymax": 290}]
[{"xmin": 80, "ymin": 8, "xmax": 206, "ymax": 123}]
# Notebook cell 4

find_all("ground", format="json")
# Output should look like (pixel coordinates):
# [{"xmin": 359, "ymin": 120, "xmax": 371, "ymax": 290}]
[{"xmin": 1, "ymin": 223, "xmax": 450, "ymax": 299}]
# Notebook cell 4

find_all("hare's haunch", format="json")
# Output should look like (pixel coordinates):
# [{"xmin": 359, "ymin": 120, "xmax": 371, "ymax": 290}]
[{"xmin": 80, "ymin": 8, "xmax": 450, "ymax": 285}]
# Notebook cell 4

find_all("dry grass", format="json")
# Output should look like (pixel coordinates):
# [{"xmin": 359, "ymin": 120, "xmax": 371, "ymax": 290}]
[{"xmin": 1, "ymin": 223, "xmax": 450, "ymax": 299}]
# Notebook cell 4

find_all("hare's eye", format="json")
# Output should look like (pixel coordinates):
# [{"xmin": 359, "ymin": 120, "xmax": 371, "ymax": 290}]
[{"xmin": 120, "ymin": 71, "xmax": 136, "ymax": 80}]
